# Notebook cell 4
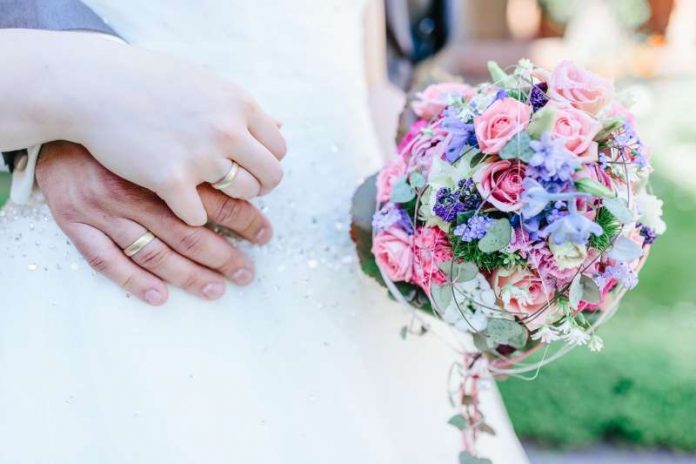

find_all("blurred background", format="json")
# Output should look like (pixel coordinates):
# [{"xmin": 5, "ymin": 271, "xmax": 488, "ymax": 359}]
[{"xmin": 384, "ymin": 0, "xmax": 696, "ymax": 462}]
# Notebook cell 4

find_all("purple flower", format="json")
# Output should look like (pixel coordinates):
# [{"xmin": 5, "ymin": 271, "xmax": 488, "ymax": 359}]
[
  {"xmin": 372, "ymin": 203, "xmax": 414, "ymax": 234},
  {"xmin": 432, "ymin": 178, "xmax": 481, "ymax": 222},
  {"xmin": 454, "ymin": 215, "xmax": 493, "ymax": 242},
  {"xmin": 638, "ymin": 223, "xmax": 657, "ymax": 245},
  {"xmin": 543, "ymin": 212, "xmax": 603, "ymax": 245},
  {"xmin": 442, "ymin": 108, "xmax": 478, "ymax": 163},
  {"xmin": 597, "ymin": 262, "xmax": 638, "ymax": 289},
  {"xmin": 530, "ymin": 82, "xmax": 549, "ymax": 112},
  {"xmin": 528, "ymin": 132, "xmax": 580, "ymax": 182}
]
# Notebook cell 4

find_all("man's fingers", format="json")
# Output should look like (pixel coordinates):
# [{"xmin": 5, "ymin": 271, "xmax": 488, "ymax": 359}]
[
  {"xmin": 248, "ymin": 110, "xmax": 287, "ymax": 160},
  {"xmin": 199, "ymin": 185, "xmax": 273, "ymax": 244},
  {"xmin": 108, "ymin": 219, "xmax": 236, "ymax": 298},
  {"xmin": 65, "ymin": 222, "xmax": 168, "ymax": 306},
  {"xmin": 228, "ymin": 132, "xmax": 283, "ymax": 195}
]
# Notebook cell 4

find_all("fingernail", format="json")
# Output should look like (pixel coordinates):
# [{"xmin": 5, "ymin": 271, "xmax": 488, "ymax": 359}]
[
  {"xmin": 144, "ymin": 289, "xmax": 165, "ymax": 305},
  {"xmin": 202, "ymin": 282, "xmax": 225, "ymax": 300},
  {"xmin": 231, "ymin": 268, "xmax": 254, "ymax": 285},
  {"xmin": 255, "ymin": 227, "xmax": 271, "ymax": 243}
]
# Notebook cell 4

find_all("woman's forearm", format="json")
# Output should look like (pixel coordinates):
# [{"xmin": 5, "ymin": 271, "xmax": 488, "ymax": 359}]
[{"xmin": 0, "ymin": 29, "xmax": 121, "ymax": 150}]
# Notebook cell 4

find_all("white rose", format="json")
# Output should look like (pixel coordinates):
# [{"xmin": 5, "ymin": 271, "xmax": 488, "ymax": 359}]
[
  {"xmin": 549, "ymin": 241, "xmax": 588, "ymax": 270},
  {"xmin": 635, "ymin": 192, "xmax": 666, "ymax": 234}
]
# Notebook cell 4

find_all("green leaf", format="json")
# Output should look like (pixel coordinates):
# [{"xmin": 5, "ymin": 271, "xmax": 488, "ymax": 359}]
[
  {"xmin": 350, "ymin": 174, "xmax": 384, "ymax": 285},
  {"xmin": 409, "ymin": 172, "xmax": 425, "ymax": 189},
  {"xmin": 478, "ymin": 422, "xmax": 497, "ymax": 435},
  {"xmin": 399, "ymin": 326, "xmax": 408, "ymax": 340},
  {"xmin": 390, "ymin": 178, "xmax": 416, "ymax": 203},
  {"xmin": 478, "ymin": 218, "xmax": 512, "ymax": 253},
  {"xmin": 575, "ymin": 178, "xmax": 617, "ymax": 198},
  {"xmin": 485, "ymin": 318, "xmax": 528, "ymax": 350},
  {"xmin": 499, "ymin": 131, "xmax": 535, "ymax": 162},
  {"xmin": 569, "ymin": 274, "xmax": 583, "ymax": 309},
  {"xmin": 459, "ymin": 451, "xmax": 494, "ymax": 464},
  {"xmin": 527, "ymin": 106, "xmax": 556, "ymax": 139},
  {"xmin": 608, "ymin": 236, "xmax": 644, "ymax": 262},
  {"xmin": 580, "ymin": 275, "xmax": 601, "ymax": 304},
  {"xmin": 431, "ymin": 284, "xmax": 453, "ymax": 312},
  {"xmin": 603, "ymin": 197, "xmax": 634, "ymax": 223},
  {"xmin": 448, "ymin": 414, "xmax": 469, "ymax": 431},
  {"xmin": 453, "ymin": 261, "xmax": 479, "ymax": 283},
  {"xmin": 487, "ymin": 61, "xmax": 514, "ymax": 88},
  {"xmin": 595, "ymin": 116, "xmax": 624, "ymax": 141}
]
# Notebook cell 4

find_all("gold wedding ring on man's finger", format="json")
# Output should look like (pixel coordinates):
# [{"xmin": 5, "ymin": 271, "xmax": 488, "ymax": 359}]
[
  {"xmin": 212, "ymin": 162, "xmax": 240, "ymax": 190},
  {"xmin": 123, "ymin": 231, "xmax": 156, "ymax": 257}
]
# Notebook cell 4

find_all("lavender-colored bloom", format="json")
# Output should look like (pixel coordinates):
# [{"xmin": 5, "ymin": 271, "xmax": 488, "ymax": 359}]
[
  {"xmin": 520, "ymin": 177, "xmax": 552, "ymax": 218},
  {"xmin": 528, "ymin": 132, "xmax": 580, "ymax": 182},
  {"xmin": 494, "ymin": 88, "xmax": 508, "ymax": 102},
  {"xmin": 432, "ymin": 179, "xmax": 482, "ymax": 223},
  {"xmin": 529, "ymin": 82, "xmax": 549, "ymax": 112},
  {"xmin": 442, "ymin": 108, "xmax": 478, "ymax": 163},
  {"xmin": 372, "ymin": 203, "xmax": 414, "ymax": 234},
  {"xmin": 614, "ymin": 123, "xmax": 650, "ymax": 169},
  {"xmin": 543, "ymin": 212, "xmax": 603, "ymax": 245},
  {"xmin": 638, "ymin": 223, "xmax": 657, "ymax": 245},
  {"xmin": 598, "ymin": 262, "xmax": 638, "ymax": 289},
  {"xmin": 454, "ymin": 215, "xmax": 493, "ymax": 242}
]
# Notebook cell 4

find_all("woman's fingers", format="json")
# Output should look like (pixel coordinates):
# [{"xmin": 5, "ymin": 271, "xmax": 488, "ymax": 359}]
[
  {"xmin": 107, "ymin": 219, "xmax": 232, "ymax": 299},
  {"xmin": 199, "ymin": 184, "xmax": 273, "ymax": 244},
  {"xmin": 206, "ymin": 158, "xmax": 262, "ymax": 200},
  {"xmin": 248, "ymin": 110, "xmax": 287, "ymax": 160},
  {"xmin": 64, "ymin": 222, "xmax": 168, "ymax": 306},
  {"xmin": 228, "ymin": 132, "xmax": 283, "ymax": 195},
  {"xmin": 157, "ymin": 181, "xmax": 209, "ymax": 226}
]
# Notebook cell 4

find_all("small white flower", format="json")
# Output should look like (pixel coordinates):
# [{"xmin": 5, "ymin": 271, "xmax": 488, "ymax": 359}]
[
  {"xmin": 566, "ymin": 327, "xmax": 591, "ymax": 346},
  {"xmin": 635, "ymin": 192, "xmax": 667, "ymax": 235},
  {"xmin": 588, "ymin": 334, "xmax": 604, "ymax": 352},
  {"xmin": 531, "ymin": 325, "xmax": 560, "ymax": 344}
]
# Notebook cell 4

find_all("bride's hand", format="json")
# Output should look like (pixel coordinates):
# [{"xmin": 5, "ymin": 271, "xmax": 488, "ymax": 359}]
[
  {"xmin": 36, "ymin": 141, "xmax": 273, "ymax": 305},
  {"xmin": 2, "ymin": 30, "xmax": 286, "ymax": 226}
]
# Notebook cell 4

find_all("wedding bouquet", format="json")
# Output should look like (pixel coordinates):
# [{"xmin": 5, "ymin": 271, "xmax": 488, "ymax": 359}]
[{"xmin": 351, "ymin": 59, "xmax": 665, "ymax": 462}]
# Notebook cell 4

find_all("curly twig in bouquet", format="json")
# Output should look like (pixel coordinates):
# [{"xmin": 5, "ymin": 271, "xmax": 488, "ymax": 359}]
[{"xmin": 351, "ymin": 59, "xmax": 665, "ymax": 463}]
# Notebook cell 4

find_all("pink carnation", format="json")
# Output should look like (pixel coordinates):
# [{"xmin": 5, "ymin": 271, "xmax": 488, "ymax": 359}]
[
  {"xmin": 474, "ymin": 98, "xmax": 532, "ymax": 154},
  {"xmin": 397, "ymin": 120, "xmax": 428, "ymax": 156},
  {"xmin": 376, "ymin": 157, "xmax": 407, "ymax": 203},
  {"xmin": 473, "ymin": 159, "xmax": 526, "ymax": 212},
  {"xmin": 548, "ymin": 60, "xmax": 613, "ymax": 114},
  {"xmin": 412, "ymin": 227, "xmax": 453, "ymax": 291},
  {"xmin": 372, "ymin": 227, "xmax": 414, "ymax": 283},
  {"xmin": 412, "ymin": 83, "xmax": 475, "ymax": 120}
]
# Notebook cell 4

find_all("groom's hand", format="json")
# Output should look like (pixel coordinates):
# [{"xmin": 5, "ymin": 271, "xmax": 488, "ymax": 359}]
[{"xmin": 36, "ymin": 141, "xmax": 273, "ymax": 306}]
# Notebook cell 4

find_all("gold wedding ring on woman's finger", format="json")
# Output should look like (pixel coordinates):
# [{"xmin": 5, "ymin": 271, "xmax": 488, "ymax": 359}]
[
  {"xmin": 212, "ymin": 162, "xmax": 240, "ymax": 190},
  {"xmin": 123, "ymin": 231, "xmax": 156, "ymax": 257}
]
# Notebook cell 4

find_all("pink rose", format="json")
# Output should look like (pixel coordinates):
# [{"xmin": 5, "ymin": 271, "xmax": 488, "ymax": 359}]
[
  {"xmin": 412, "ymin": 227, "xmax": 453, "ymax": 291},
  {"xmin": 412, "ymin": 83, "xmax": 475, "ymax": 120},
  {"xmin": 473, "ymin": 159, "xmax": 526, "ymax": 212},
  {"xmin": 376, "ymin": 157, "xmax": 407, "ymax": 203},
  {"xmin": 490, "ymin": 267, "xmax": 554, "ymax": 328},
  {"xmin": 372, "ymin": 227, "xmax": 414, "ymax": 283},
  {"xmin": 548, "ymin": 61, "xmax": 613, "ymax": 114},
  {"xmin": 400, "ymin": 125, "xmax": 448, "ymax": 174},
  {"xmin": 549, "ymin": 103, "xmax": 602, "ymax": 162},
  {"xmin": 474, "ymin": 98, "xmax": 532, "ymax": 154},
  {"xmin": 397, "ymin": 120, "xmax": 428, "ymax": 156}
]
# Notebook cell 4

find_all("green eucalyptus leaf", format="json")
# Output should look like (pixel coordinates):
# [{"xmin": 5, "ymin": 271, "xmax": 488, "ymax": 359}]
[
  {"xmin": 595, "ymin": 116, "xmax": 624, "ymax": 141},
  {"xmin": 350, "ymin": 174, "xmax": 384, "ymax": 284},
  {"xmin": 580, "ymin": 275, "xmax": 601, "ymax": 304},
  {"xmin": 487, "ymin": 61, "xmax": 514, "ymax": 88},
  {"xmin": 431, "ymin": 284, "xmax": 453, "ymax": 312},
  {"xmin": 485, "ymin": 318, "xmax": 528, "ymax": 350},
  {"xmin": 608, "ymin": 236, "xmax": 644, "ymax": 262},
  {"xmin": 527, "ymin": 106, "xmax": 556, "ymax": 139},
  {"xmin": 473, "ymin": 332, "xmax": 493, "ymax": 351},
  {"xmin": 478, "ymin": 423, "xmax": 497, "ymax": 435},
  {"xmin": 390, "ymin": 178, "xmax": 416, "ymax": 203},
  {"xmin": 499, "ymin": 132, "xmax": 534, "ymax": 162},
  {"xmin": 478, "ymin": 218, "xmax": 512, "ymax": 253},
  {"xmin": 575, "ymin": 177, "xmax": 617, "ymax": 198},
  {"xmin": 459, "ymin": 451, "xmax": 493, "ymax": 464},
  {"xmin": 603, "ymin": 197, "xmax": 634, "ymax": 223},
  {"xmin": 569, "ymin": 274, "xmax": 584, "ymax": 309},
  {"xmin": 453, "ymin": 261, "xmax": 479, "ymax": 283},
  {"xmin": 409, "ymin": 172, "xmax": 426, "ymax": 189},
  {"xmin": 448, "ymin": 414, "xmax": 469, "ymax": 431}
]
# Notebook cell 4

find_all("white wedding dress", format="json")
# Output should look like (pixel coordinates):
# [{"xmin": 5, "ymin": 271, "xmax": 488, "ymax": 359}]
[{"xmin": 0, "ymin": 1, "xmax": 528, "ymax": 463}]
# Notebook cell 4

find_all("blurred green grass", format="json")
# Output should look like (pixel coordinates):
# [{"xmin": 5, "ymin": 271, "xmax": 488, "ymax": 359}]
[{"xmin": 499, "ymin": 173, "xmax": 696, "ymax": 450}]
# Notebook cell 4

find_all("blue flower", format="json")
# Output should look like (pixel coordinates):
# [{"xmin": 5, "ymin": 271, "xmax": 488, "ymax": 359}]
[
  {"xmin": 543, "ymin": 212, "xmax": 603, "ymax": 245},
  {"xmin": 454, "ymin": 215, "xmax": 493, "ymax": 242},
  {"xmin": 372, "ymin": 203, "xmax": 414, "ymax": 234},
  {"xmin": 442, "ymin": 108, "xmax": 478, "ymax": 163},
  {"xmin": 527, "ymin": 132, "xmax": 580, "ymax": 182},
  {"xmin": 432, "ymin": 179, "xmax": 481, "ymax": 223},
  {"xmin": 529, "ymin": 82, "xmax": 549, "ymax": 112},
  {"xmin": 520, "ymin": 177, "xmax": 552, "ymax": 218}
]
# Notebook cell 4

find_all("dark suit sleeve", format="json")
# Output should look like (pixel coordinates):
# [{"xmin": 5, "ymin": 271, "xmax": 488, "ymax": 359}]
[{"xmin": 0, "ymin": 0, "xmax": 121, "ymax": 171}]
